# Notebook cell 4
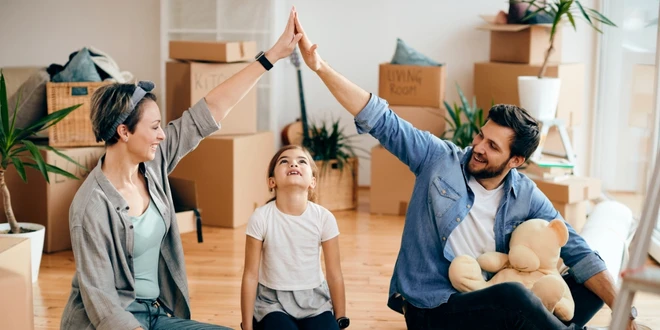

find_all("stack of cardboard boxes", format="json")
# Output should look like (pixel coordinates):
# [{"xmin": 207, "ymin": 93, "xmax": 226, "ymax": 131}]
[
  {"xmin": 370, "ymin": 62, "xmax": 447, "ymax": 215},
  {"xmin": 531, "ymin": 176, "xmax": 602, "ymax": 233},
  {"xmin": 166, "ymin": 40, "xmax": 274, "ymax": 229},
  {"xmin": 473, "ymin": 16, "xmax": 585, "ymax": 155},
  {"xmin": 471, "ymin": 16, "xmax": 601, "ymax": 232}
]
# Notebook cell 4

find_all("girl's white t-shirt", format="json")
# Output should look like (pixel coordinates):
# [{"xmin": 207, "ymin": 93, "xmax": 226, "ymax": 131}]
[{"xmin": 246, "ymin": 201, "xmax": 340, "ymax": 291}]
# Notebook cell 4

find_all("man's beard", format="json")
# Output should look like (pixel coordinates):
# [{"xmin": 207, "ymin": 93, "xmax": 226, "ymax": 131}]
[{"xmin": 467, "ymin": 154, "xmax": 510, "ymax": 179}]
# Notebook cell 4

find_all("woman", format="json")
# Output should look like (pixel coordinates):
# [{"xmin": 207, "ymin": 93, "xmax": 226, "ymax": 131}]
[{"xmin": 60, "ymin": 8, "xmax": 303, "ymax": 330}]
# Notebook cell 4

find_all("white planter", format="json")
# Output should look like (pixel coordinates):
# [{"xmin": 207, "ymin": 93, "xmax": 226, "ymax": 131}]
[
  {"xmin": 0, "ymin": 222, "xmax": 45, "ymax": 283},
  {"xmin": 517, "ymin": 76, "xmax": 561, "ymax": 121}
]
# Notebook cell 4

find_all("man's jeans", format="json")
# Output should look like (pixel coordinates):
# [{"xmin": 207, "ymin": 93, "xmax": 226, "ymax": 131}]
[
  {"xmin": 127, "ymin": 299, "xmax": 234, "ymax": 330},
  {"xmin": 402, "ymin": 274, "xmax": 604, "ymax": 330}
]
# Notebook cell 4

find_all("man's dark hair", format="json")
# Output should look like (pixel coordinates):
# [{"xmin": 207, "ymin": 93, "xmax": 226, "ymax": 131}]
[{"xmin": 486, "ymin": 104, "xmax": 541, "ymax": 160}]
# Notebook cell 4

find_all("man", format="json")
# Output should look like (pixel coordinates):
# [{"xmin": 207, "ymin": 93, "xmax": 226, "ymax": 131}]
[{"xmin": 291, "ymin": 11, "xmax": 639, "ymax": 330}]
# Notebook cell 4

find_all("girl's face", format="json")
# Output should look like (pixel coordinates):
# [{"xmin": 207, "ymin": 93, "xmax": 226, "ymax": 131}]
[{"xmin": 269, "ymin": 148, "xmax": 316, "ymax": 192}]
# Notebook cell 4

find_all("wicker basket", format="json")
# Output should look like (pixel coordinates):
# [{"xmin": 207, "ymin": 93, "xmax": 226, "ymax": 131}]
[
  {"xmin": 315, "ymin": 157, "xmax": 358, "ymax": 211},
  {"xmin": 46, "ymin": 82, "xmax": 108, "ymax": 147}
]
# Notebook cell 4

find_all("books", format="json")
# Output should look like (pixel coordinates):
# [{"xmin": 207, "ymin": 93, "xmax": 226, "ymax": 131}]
[{"xmin": 521, "ymin": 159, "xmax": 574, "ymax": 181}]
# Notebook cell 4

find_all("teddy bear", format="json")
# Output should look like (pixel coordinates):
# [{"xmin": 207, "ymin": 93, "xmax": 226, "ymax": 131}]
[{"xmin": 448, "ymin": 218, "xmax": 575, "ymax": 321}]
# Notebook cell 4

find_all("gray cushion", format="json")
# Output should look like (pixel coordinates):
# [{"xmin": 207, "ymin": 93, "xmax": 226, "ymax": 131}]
[
  {"xmin": 7, "ymin": 68, "xmax": 50, "ymax": 129},
  {"xmin": 52, "ymin": 47, "xmax": 102, "ymax": 83},
  {"xmin": 390, "ymin": 38, "xmax": 442, "ymax": 67}
]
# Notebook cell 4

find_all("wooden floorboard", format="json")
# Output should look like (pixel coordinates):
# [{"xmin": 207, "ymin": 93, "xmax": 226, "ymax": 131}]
[{"xmin": 33, "ymin": 189, "xmax": 660, "ymax": 329}]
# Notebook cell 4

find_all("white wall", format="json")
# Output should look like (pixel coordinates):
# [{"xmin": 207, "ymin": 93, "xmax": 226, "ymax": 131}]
[
  {"xmin": 0, "ymin": 0, "xmax": 161, "ymax": 101},
  {"xmin": 280, "ymin": 0, "xmax": 600, "ymax": 186},
  {"xmin": 0, "ymin": 0, "xmax": 599, "ymax": 186}
]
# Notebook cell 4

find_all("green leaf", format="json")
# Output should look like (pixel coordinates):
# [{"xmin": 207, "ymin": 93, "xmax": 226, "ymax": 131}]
[
  {"xmin": 9, "ymin": 86, "xmax": 23, "ymax": 141},
  {"xmin": 575, "ymin": 1, "xmax": 592, "ymax": 25},
  {"xmin": 566, "ymin": 11, "xmax": 577, "ymax": 30},
  {"xmin": 15, "ymin": 103, "xmax": 81, "ymax": 141},
  {"xmin": 457, "ymin": 83, "xmax": 470, "ymax": 111},
  {"xmin": 587, "ymin": 8, "xmax": 616, "ymax": 26},
  {"xmin": 8, "ymin": 145, "xmax": 27, "ymax": 158},
  {"xmin": 11, "ymin": 157, "xmax": 26, "ymax": 182},
  {"xmin": 24, "ymin": 162, "xmax": 79, "ymax": 180},
  {"xmin": 22, "ymin": 140, "xmax": 49, "ymax": 183},
  {"xmin": 0, "ymin": 71, "xmax": 7, "ymax": 139},
  {"xmin": 444, "ymin": 117, "xmax": 456, "ymax": 131},
  {"xmin": 550, "ymin": 5, "xmax": 564, "ymax": 39},
  {"xmin": 36, "ymin": 145, "xmax": 87, "ymax": 170},
  {"xmin": 445, "ymin": 102, "xmax": 460, "ymax": 128}
]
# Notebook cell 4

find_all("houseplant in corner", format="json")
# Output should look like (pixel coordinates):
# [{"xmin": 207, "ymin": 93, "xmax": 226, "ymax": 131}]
[
  {"xmin": 305, "ymin": 118, "xmax": 366, "ymax": 211},
  {"xmin": 515, "ymin": 0, "xmax": 616, "ymax": 121},
  {"xmin": 441, "ymin": 83, "xmax": 487, "ymax": 149},
  {"xmin": 0, "ymin": 70, "xmax": 84, "ymax": 282}
]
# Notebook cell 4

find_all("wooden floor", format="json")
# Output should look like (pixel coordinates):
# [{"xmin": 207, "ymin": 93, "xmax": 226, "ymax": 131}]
[{"xmin": 34, "ymin": 189, "xmax": 660, "ymax": 329}]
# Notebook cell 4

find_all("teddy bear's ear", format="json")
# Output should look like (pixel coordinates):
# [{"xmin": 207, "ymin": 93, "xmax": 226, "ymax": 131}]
[{"xmin": 548, "ymin": 219, "xmax": 569, "ymax": 247}]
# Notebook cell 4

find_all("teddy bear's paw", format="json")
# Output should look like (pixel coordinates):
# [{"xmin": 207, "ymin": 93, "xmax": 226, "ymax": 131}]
[
  {"xmin": 554, "ymin": 299, "xmax": 575, "ymax": 322},
  {"xmin": 449, "ymin": 255, "xmax": 487, "ymax": 292},
  {"xmin": 531, "ymin": 275, "xmax": 564, "ymax": 311}
]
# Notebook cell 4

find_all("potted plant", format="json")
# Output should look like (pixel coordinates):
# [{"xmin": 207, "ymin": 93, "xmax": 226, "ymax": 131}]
[
  {"xmin": 514, "ymin": 0, "xmax": 616, "ymax": 121},
  {"xmin": 304, "ymin": 118, "xmax": 366, "ymax": 211},
  {"xmin": 441, "ymin": 83, "xmax": 487, "ymax": 149},
  {"xmin": 0, "ymin": 70, "xmax": 84, "ymax": 282}
]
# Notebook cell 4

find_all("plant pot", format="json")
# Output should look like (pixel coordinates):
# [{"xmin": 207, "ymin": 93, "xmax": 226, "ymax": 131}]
[
  {"xmin": 517, "ymin": 76, "xmax": 561, "ymax": 121},
  {"xmin": 0, "ymin": 223, "xmax": 45, "ymax": 283},
  {"xmin": 314, "ymin": 158, "xmax": 358, "ymax": 211}
]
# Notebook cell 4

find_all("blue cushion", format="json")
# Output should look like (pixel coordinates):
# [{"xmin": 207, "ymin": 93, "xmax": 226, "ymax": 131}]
[
  {"xmin": 390, "ymin": 38, "xmax": 442, "ymax": 66},
  {"xmin": 52, "ymin": 47, "xmax": 102, "ymax": 82}
]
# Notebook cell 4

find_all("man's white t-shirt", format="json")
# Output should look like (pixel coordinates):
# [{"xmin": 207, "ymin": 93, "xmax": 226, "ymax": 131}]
[
  {"xmin": 448, "ymin": 176, "xmax": 504, "ymax": 261},
  {"xmin": 245, "ymin": 201, "xmax": 340, "ymax": 291}
]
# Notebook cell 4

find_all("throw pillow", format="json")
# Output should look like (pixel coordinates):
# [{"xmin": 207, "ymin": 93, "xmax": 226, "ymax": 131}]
[
  {"xmin": 52, "ymin": 47, "xmax": 102, "ymax": 82},
  {"xmin": 390, "ymin": 38, "xmax": 442, "ymax": 66}
]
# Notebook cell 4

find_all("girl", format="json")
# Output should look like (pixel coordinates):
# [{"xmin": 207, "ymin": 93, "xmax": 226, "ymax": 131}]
[
  {"xmin": 60, "ymin": 8, "xmax": 303, "ymax": 330},
  {"xmin": 241, "ymin": 145, "xmax": 349, "ymax": 330}
]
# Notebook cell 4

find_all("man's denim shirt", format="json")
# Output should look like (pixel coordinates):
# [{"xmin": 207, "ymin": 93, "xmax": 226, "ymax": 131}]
[{"xmin": 355, "ymin": 94, "xmax": 607, "ymax": 315}]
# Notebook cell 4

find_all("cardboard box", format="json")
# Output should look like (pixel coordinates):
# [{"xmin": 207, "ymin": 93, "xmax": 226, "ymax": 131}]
[
  {"xmin": 552, "ymin": 201, "xmax": 587, "ymax": 233},
  {"xmin": 378, "ymin": 63, "xmax": 446, "ymax": 108},
  {"xmin": 370, "ymin": 145, "xmax": 416, "ymax": 215},
  {"xmin": 474, "ymin": 62, "xmax": 585, "ymax": 126},
  {"xmin": 169, "ymin": 132, "xmax": 274, "ymax": 228},
  {"xmin": 166, "ymin": 61, "xmax": 257, "ymax": 135},
  {"xmin": 531, "ymin": 176, "xmax": 601, "ymax": 204},
  {"xmin": 390, "ymin": 105, "xmax": 446, "ymax": 137},
  {"xmin": 0, "ymin": 237, "xmax": 34, "ymax": 330},
  {"xmin": 477, "ymin": 16, "xmax": 562, "ymax": 65},
  {"xmin": 0, "ymin": 147, "xmax": 104, "ymax": 253},
  {"xmin": 169, "ymin": 40, "xmax": 257, "ymax": 63},
  {"xmin": 169, "ymin": 177, "xmax": 199, "ymax": 235}
]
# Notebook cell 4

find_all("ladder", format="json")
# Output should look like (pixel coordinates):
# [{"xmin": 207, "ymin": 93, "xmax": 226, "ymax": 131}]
[
  {"xmin": 530, "ymin": 118, "xmax": 580, "ymax": 176},
  {"xmin": 609, "ymin": 145, "xmax": 660, "ymax": 329}
]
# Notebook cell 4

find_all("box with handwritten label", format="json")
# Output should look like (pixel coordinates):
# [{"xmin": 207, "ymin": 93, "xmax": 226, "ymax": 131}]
[
  {"xmin": 378, "ymin": 63, "xmax": 446, "ymax": 108},
  {"xmin": 166, "ymin": 61, "xmax": 257, "ymax": 136}
]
